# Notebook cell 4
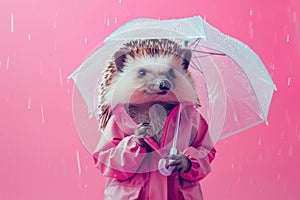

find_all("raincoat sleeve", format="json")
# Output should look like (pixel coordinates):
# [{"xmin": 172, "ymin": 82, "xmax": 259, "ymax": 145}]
[
  {"xmin": 180, "ymin": 115, "xmax": 216, "ymax": 182},
  {"xmin": 93, "ymin": 115, "xmax": 147, "ymax": 180}
]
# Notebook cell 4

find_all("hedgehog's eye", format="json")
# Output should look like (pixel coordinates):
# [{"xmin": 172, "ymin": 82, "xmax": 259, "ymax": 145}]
[
  {"xmin": 168, "ymin": 68, "xmax": 176, "ymax": 79},
  {"xmin": 138, "ymin": 69, "xmax": 147, "ymax": 77}
]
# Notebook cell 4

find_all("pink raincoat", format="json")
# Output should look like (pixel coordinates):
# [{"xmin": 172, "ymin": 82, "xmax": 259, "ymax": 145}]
[{"xmin": 93, "ymin": 102, "xmax": 216, "ymax": 200}]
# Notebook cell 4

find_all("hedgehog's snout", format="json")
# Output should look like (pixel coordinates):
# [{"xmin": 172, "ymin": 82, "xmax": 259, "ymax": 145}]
[{"xmin": 159, "ymin": 80, "xmax": 172, "ymax": 91}]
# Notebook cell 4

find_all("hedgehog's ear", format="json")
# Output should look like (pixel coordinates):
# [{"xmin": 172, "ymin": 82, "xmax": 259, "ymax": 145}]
[
  {"xmin": 181, "ymin": 49, "xmax": 192, "ymax": 70},
  {"xmin": 114, "ymin": 50, "xmax": 128, "ymax": 72}
]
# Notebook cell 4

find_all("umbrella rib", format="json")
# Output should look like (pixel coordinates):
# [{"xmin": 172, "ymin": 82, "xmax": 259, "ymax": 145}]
[
  {"xmin": 187, "ymin": 38, "xmax": 201, "ymax": 48},
  {"xmin": 192, "ymin": 49, "xmax": 226, "ymax": 56},
  {"xmin": 190, "ymin": 39, "xmax": 205, "ymax": 73},
  {"xmin": 189, "ymin": 60, "xmax": 203, "ymax": 74}
]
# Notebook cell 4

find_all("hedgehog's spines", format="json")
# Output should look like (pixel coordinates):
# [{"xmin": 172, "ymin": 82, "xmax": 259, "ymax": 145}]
[{"xmin": 97, "ymin": 39, "xmax": 194, "ymax": 130}]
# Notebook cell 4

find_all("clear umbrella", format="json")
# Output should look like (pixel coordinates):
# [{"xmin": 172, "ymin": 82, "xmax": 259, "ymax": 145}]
[{"xmin": 69, "ymin": 16, "xmax": 276, "ymax": 173}]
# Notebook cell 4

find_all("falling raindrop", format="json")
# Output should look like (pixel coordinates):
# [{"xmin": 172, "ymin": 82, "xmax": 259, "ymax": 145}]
[
  {"xmin": 0, "ymin": 60, "xmax": 2, "ymax": 69},
  {"xmin": 84, "ymin": 38, "xmax": 88, "ymax": 44},
  {"xmin": 277, "ymin": 173, "xmax": 281, "ymax": 181},
  {"xmin": 107, "ymin": 18, "xmax": 110, "ymax": 26},
  {"xmin": 28, "ymin": 33, "xmax": 31, "ymax": 41},
  {"xmin": 76, "ymin": 150, "xmax": 82, "ymax": 175},
  {"xmin": 248, "ymin": 21, "xmax": 254, "ymax": 39},
  {"xmin": 258, "ymin": 137, "xmax": 262, "ymax": 145},
  {"xmin": 285, "ymin": 111, "xmax": 291, "ymax": 125},
  {"xmin": 56, "ymin": 7, "xmax": 60, "ymax": 17},
  {"xmin": 287, "ymin": 77, "xmax": 291, "ymax": 86},
  {"xmin": 11, "ymin": 13, "xmax": 14, "ymax": 33},
  {"xmin": 114, "ymin": 17, "xmax": 118, "ymax": 24},
  {"xmin": 59, "ymin": 67, "xmax": 63, "ymax": 87},
  {"xmin": 67, "ymin": 79, "xmax": 70, "ymax": 94},
  {"xmin": 6, "ymin": 93, "xmax": 10, "ymax": 103},
  {"xmin": 27, "ymin": 96, "xmax": 31, "ymax": 109},
  {"xmin": 281, "ymin": 129, "xmax": 285, "ymax": 140},
  {"xmin": 271, "ymin": 63, "xmax": 275, "ymax": 70},
  {"xmin": 53, "ymin": 20, "xmax": 57, "ymax": 29},
  {"xmin": 119, "ymin": 0, "xmax": 122, "ymax": 4},
  {"xmin": 278, "ymin": 148, "xmax": 282, "ymax": 156},
  {"xmin": 249, "ymin": 9, "xmax": 253, "ymax": 16},
  {"xmin": 283, "ymin": 183, "xmax": 287, "ymax": 192},
  {"xmin": 62, "ymin": 159, "xmax": 67, "ymax": 177},
  {"xmin": 259, "ymin": 153, "xmax": 263, "ymax": 160},
  {"xmin": 286, "ymin": 34, "xmax": 290, "ymax": 42},
  {"xmin": 6, "ymin": 56, "xmax": 10, "ymax": 70},
  {"xmin": 40, "ymin": 105, "xmax": 45, "ymax": 124},
  {"xmin": 40, "ymin": 63, "xmax": 44, "ymax": 75},
  {"xmin": 288, "ymin": 145, "xmax": 293, "ymax": 157}
]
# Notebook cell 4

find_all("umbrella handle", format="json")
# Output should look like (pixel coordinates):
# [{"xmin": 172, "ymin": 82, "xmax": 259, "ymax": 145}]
[{"xmin": 158, "ymin": 147, "xmax": 177, "ymax": 176}]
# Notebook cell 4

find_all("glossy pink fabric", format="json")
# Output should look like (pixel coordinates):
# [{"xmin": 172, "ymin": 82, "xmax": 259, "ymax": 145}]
[{"xmin": 93, "ymin": 102, "xmax": 216, "ymax": 199}]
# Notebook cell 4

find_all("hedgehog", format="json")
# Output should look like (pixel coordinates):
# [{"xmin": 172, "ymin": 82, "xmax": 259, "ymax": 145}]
[{"xmin": 97, "ymin": 39, "xmax": 199, "ymax": 145}]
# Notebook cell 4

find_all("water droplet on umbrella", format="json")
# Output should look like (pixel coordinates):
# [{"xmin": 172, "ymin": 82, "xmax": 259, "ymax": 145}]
[{"xmin": 265, "ymin": 121, "xmax": 269, "ymax": 126}]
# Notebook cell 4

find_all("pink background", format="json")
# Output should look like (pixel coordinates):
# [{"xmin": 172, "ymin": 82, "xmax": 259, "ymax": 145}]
[{"xmin": 1, "ymin": 0, "xmax": 299, "ymax": 199}]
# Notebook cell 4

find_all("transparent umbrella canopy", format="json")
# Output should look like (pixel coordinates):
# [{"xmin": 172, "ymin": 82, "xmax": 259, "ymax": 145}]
[{"xmin": 69, "ymin": 16, "xmax": 276, "ymax": 155}]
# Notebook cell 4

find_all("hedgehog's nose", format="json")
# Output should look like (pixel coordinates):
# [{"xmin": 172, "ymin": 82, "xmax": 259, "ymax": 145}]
[{"xmin": 159, "ymin": 80, "xmax": 172, "ymax": 91}]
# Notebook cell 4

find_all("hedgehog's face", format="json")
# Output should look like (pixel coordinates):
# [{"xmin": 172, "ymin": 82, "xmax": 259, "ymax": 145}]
[{"xmin": 109, "ymin": 49, "xmax": 197, "ymax": 105}]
